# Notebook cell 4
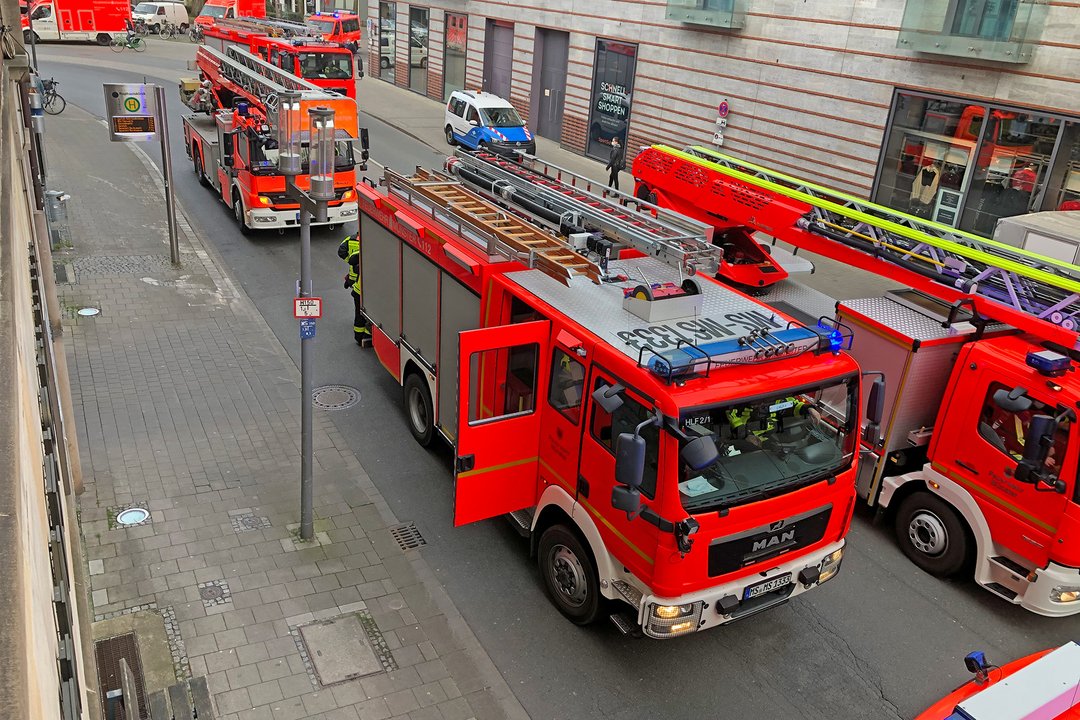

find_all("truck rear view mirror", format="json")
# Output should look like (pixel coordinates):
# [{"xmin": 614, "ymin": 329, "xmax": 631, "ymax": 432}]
[
  {"xmin": 591, "ymin": 383, "xmax": 624, "ymax": 414},
  {"xmin": 614, "ymin": 432, "xmax": 646, "ymax": 489},
  {"xmin": 993, "ymin": 386, "xmax": 1032, "ymax": 413},
  {"xmin": 681, "ymin": 435, "xmax": 719, "ymax": 471},
  {"xmin": 866, "ymin": 378, "xmax": 885, "ymax": 425},
  {"xmin": 611, "ymin": 485, "xmax": 641, "ymax": 518},
  {"xmin": 1015, "ymin": 414, "xmax": 1059, "ymax": 488}
]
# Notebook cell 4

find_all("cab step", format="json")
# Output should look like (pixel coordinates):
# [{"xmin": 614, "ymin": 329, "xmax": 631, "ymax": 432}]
[
  {"xmin": 506, "ymin": 509, "xmax": 533, "ymax": 537},
  {"xmin": 609, "ymin": 612, "xmax": 641, "ymax": 637},
  {"xmin": 985, "ymin": 582, "xmax": 1019, "ymax": 601},
  {"xmin": 990, "ymin": 555, "xmax": 1032, "ymax": 577}
]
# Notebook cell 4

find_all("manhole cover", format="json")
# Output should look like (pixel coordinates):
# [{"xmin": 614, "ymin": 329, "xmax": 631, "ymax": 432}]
[
  {"xmin": 313, "ymin": 385, "xmax": 360, "ymax": 410},
  {"xmin": 199, "ymin": 585, "xmax": 224, "ymax": 601},
  {"xmin": 115, "ymin": 507, "xmax": 149, "ymax": 526},
  {"xmin": 240, "ymin": 515, "xmax": 264, "ymax": 528},
  {"xmin": 77, "ymin": 307, "xmax": 101, "ymax": 317},
  {"xmin": 298, "ymin": 615, "xmax": 383, "ymax": 685}
]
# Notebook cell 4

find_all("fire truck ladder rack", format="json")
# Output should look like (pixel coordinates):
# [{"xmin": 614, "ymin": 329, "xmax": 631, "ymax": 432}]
[
  {"xmin": 448, "ymin": 149, "xmax": 723, "ymax": 278},
  {"xmin": 383, "ymin": 166, "xmax": 603, "ymax": 285},
  {"xmin": 214, "ymin": 45, "xmax": 326, "ymax": 100},
  {"xmin": 666, "ymin": 144, "xmax": 1080, "ymax": 346},
  {"xmin": 216, "ymin": 15, "xmax": 313, "ymax": 38}
]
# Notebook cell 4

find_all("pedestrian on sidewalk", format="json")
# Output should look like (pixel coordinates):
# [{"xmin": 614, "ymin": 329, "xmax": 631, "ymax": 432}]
[
  {"xmin": 338, "ymin": 234, "xmax": 372, "ymax": 346},
  {"xmin": 606, "ymin": 137, "xmax": 625, "ymax": 190}
]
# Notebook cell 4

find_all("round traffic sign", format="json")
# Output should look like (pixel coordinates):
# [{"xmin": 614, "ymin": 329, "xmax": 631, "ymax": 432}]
[
  {"xmin": 717, "ymin": 100, "xmax": 729, "ymax": 118},
  {"xmin": 123, "ymin": 96, "xmax": 141, "ymax": 112}
]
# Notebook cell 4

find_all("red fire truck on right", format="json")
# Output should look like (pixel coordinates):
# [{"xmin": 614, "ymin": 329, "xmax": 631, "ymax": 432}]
[{"xmin": 634, "ymin": 144, "xmax": 1080, "ymax": 616}]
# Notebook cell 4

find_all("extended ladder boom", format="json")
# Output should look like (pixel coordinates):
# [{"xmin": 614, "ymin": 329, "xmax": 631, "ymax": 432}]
[
  {"xmin": 446, "ymin": 149, "xmax": 723, "ymax": 278},
  {"xmin": 195, "ymin": 44, "xmax": 336, "ymax": 111},
  {"xmin": 634, "ymin": 144, "xmax": 1080, "ymax": 349},
  {"xmin": 379, "ymin": 166, "xmax": 602, "ymax": 286}
]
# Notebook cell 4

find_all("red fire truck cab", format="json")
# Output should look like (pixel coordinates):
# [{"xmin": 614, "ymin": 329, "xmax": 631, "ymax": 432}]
[
  {"xmin": 195, "ymin": 0, "xmax": 263, "ymax": 27},
  {"xmin": 353, "ymin": 166, "xmax": 877, "ymax": 636},
  {"xmin": 305, "ymin": 11, "xmax": 361, "ymax": 49}
]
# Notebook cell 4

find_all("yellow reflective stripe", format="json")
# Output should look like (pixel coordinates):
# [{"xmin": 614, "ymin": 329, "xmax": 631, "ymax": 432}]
[
  {"xmin": 538, "ymin": 459, "xmax": 654, "ymax": 566},
  {"xmin": 931, "ymin": 462, "xmax": 1057, "ymax": 534},
  {"xmin": 457, "ymin": 455, "xmax": 537, "ymax": 479}
]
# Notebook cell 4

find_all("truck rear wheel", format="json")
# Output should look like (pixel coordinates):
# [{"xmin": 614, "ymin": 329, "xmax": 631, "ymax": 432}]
[
  {"xmin": 538, "ymin": 525, "xmax": 600, "ymax": 625},
  {"xmin": 403, "ymin": 372, "xmax": 434, "ymax": 447},
  {"xmin": 96, "ymin": 33, "xmax": 111, "ymax": 46},
  {"xmin": 894, "ymin": 492, "xmax": 969, "ymax": 578},
  {"xmin": 192, "ymin": 144, "xmax": 210, "ymax": 188}
]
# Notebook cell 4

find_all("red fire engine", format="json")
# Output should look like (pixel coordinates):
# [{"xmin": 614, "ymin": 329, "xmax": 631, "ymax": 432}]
[
  {"xmin": 195, "ymin": 0, "xmax": 263, "ymax": 27},
  {"xmin": 180, "ymin": 45, "xmax": 360, "ymax": 233},
  {"xmin": 352, "ymin": 148, "xmax": 883, "ymax": 637},
  {"xmin": 305, "ymin": 11, "xmax": 362, "ymax": 49},
  {"xmin": 633, "ymin": 144, "xmax": 1080, "ymax": 616}
]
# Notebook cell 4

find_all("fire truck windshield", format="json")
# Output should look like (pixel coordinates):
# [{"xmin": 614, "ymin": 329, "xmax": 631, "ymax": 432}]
[
  {"xmin": 200, "ymin": 5, "xmax": 226, "ymax": 18},
  {"xmin": 299, "ymin": 52, "xmax": 352, "ymax": 80},
  {"xmin": 307, "ymin": 18, "xmax": 335, "ymax": 33},
  {"xmin": 677, "ymin": 376, "xmax": 858, "ymax": 512}
]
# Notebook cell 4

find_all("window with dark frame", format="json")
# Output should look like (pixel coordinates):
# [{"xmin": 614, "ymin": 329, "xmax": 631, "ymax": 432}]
[{"xmin": 548, "ymin": 349, "xmax": 586, "ymax": 425}]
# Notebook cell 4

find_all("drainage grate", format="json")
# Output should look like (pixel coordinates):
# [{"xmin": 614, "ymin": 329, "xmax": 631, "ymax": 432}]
[
  {"xmin": 95, "ymin": 633, "xmax": 148, "ymax": 720},
  {"xmin": 389, "ymin": 522, "xmax": 426, "ymax": 551},
  {"xmin": 312, "ymin": 385, "xmax": 361, "ymax": 410},
  {"xmin": 74, "ymin": 254, "xmax": 173, "ymax": 277},
  {"xmin": 197, "ymin": 580, "xmax": 232, "ymax": 609}
]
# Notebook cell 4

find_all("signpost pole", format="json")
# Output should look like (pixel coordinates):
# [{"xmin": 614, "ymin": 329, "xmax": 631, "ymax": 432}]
[
  {"xmin": 155, "ymin": 85, "xmax": 181, "ymax": 265},
  {"xmin": 299, "ymin": 207, "xmax": 314, "ymax": 541}
]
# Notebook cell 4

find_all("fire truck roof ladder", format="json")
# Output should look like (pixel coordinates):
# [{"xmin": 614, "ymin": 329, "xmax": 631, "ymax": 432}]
[
  {"xmin": 383, "ymin": 166, "xmax": 604, "ymax": 286},
  {"xmin": 215, "ymin": 15, "xmax": 313, "ymax": 38},
  {"xmin": 669, "ymin": 144, "xmax": 1080, "ymax": 347},
  {"xmin": 448, "ymin": 149, "xmax": 724, "ymax": 278},
  {"xmin": 211, "ymin": 45, "xmax": 332, "ymax": 100}
]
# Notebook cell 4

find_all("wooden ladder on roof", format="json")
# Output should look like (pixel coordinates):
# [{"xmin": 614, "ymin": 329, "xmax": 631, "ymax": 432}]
[{"xmin": 394, "ymin": 167, "xmax": 602, "ymax": 286}]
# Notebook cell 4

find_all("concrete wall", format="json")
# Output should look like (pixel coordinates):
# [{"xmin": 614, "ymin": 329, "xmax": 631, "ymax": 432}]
[
  {"xmin": 0, "ymin": 27, "xmax": 95, "ymax": 720},
  {"xmin": 366, "ymin": 0, "xmax": 1079, "ymax": 196}
]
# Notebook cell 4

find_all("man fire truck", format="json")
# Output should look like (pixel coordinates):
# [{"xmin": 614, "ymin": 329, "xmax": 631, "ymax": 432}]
[
  {"xmin": 351, "ymin": 148, "xmax": 883, "ymax": 637},
  {"xmin": 180, "ymin": 45, "xmax": 359, "ymax": 233},
  {"xmin": 633, "ymin": 144, "xmax": 1080, "ymax": 616}
]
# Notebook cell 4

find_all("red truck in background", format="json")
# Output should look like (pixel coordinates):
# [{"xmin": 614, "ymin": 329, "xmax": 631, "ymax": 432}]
[
  {"xmin": 305, "ymin": 11, "xmax": 361, "ymax": 50},
  {"xmin": 195, "ymin": 0, "xmax": 264, "ymax": 27},
  {"xmin": 23, "ymin": 0, "xmax": 130, "ymax": 45}
]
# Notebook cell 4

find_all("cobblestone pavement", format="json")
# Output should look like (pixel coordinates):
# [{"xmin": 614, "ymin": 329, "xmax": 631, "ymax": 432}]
[{"xmin": 50, "ymin": 105, "xmax": 528, "ymax": 720}]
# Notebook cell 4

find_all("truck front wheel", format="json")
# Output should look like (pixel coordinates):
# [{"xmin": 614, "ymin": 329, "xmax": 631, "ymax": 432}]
[
  {"xmin": 403, "ymin": 372, "xmax": 434, "ymax": 447},
  {"xmin": 232, "ymin": 190, "xmax": 251, "ymax": 235},
  {"xmin": 894, "ymin": 492, "xmax": 969, "ymax": 578},
  {"xmin": 538, "ymin": 525, "xmax": 600, "ymax": 625}
]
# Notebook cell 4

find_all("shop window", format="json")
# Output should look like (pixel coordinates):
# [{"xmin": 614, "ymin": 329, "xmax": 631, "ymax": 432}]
[
  {"xmin": 896, "ymin": 0, "xmax": 1047, "ymax": 64},
  {"xmin": 548, "ymin": 349, "xmax": 586, "ymax": 424},
  {"xmin": 443, "ymin": 13, "xmax": 468, "ymax": 100},
  {"xmin": 977, "ymin": 382, "xmax": 1068, "ymax": 470},
  {"xmin": 408, "ymin": 6, "xmax": 429, "ymax": 95},
  {"xmin": 468, "ymin": 344, "xmax": 538, "ymax": 424},
  {"xmin": 665, "ymin": 0, "xmax": 744, "ymax": 29},
  {"xmin": 589, "ymin": 377, "xmax": 659, "ymax": 498}
]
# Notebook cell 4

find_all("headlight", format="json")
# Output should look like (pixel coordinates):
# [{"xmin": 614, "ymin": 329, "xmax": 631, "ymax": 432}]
[
  {"xmin": 341, "ymin": 189, "xmax": 354, "ymax": 200},
  {"xmin": 645, "ymin": 601, "xmax": 702, "ymax": 638},
  {"xmin": 1050, "ymin": 585, "xmax": 1080, "ymax": 603},
  {"xmin": 258, "ymin": 195, "xmax": 272, "ymax": 205},
  {"xmin": 818, "ymin": 548, "xmax": 844, "ymax": 584}
]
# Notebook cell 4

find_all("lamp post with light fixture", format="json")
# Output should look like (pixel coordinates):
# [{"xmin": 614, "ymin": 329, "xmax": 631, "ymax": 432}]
[{"xmin": 277, "ymin": 91, "xmax": 336, "ymax": 541}]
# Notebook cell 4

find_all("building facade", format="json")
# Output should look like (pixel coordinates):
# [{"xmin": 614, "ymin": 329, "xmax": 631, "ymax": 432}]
[{"xmin": 365, "ymin": 0, "xmax": 1079, "ymax": 237}]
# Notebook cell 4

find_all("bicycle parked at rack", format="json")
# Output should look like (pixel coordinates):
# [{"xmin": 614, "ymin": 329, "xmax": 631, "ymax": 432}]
[
  {"xmin": 187, "ymin": 24, "xmax": 204, "ymax": 43},
  {"xmin": 133, "ymin": 18, "xmax": 150, "ymax": 36},
  {"xmin": 111, "ymin": 33, "xmax": 147, "ymax": 52},
  {"xmin": 158, "ymin": 20, "xmax": 181, "ymax": 39},
  {"xmin": 41, "ymin": 77, "xmax": 65, "ymax": 115}
]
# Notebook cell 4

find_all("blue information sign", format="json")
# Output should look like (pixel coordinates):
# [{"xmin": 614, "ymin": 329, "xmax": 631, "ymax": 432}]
[{"xmin": 299, "ymin": 318, "xmax": 316, "ymax": 339}]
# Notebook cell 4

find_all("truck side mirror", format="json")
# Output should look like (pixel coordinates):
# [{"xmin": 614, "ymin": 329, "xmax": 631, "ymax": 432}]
[
  {"xmin": 681, "ymin": 435, "xmax": 719, "ymax": 471},
  {"xmin": 591, "ymin": 383, "xmax": 624, "ymax": 414},
  {"xmin": 611, "ymin": 485, "xmax": 641, "ymax": 518},
  {"xmin": 993, "ymin": 386, "xmax": 1032, "ymax": 413},
  {"xmin": 866, "ymin": 378, "xmax": 885, "ymax": 425},
  {"xmin": 1015, "ymin": 414, "xmax": 1065, "ymax": 493},
  {"xmin": 615, "ymin": 432, "xmax": 646, "ymax": 489}
]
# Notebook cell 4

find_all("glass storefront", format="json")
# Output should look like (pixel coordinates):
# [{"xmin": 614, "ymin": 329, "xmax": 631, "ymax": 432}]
[
  {"xmin": 409, "ymin": 7, "xmax": 429, "ymax": 94},
  {"xmin": 378, "ymin": 2, "xmax": 395, "ymax": 81},
  {"xmin": 443, "ymin": 13, "xmax": 467, "ymax": 100},
  {"xmin": 586, "ymin": 39, "xmax": 638, "ymax": 161},
  {"xmin": 874, "ymin": 90, "xmax": 1080, "ymax": 235}
]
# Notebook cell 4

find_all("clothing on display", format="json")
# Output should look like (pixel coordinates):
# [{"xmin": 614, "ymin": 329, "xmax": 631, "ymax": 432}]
[{"xmin": 910, "ymin": 163, "xmax": 941, "ymax": 206}]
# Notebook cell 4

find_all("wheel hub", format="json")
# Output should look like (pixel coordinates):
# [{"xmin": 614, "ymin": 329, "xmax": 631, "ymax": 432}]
[
  {"xmin": 550, "ymin": 545, "xmax": 587, "ymax": 607},
  {"xmin": 908, "ymin": 510, "xmax": 948, "ymax": 556}
]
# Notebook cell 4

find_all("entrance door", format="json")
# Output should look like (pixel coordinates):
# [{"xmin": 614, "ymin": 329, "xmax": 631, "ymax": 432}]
[
  {"xmin": 532, "ymin": 29, "xmax": 569, "ymax": 141},
  {"xmin": 455, "ymin": 320, "xmax": 550, "ymax": 526},
  {"xmin": 483, "ymin": 20, "xmax": 513, "ymax": 99},
  {"xmin": 539, "ymin": 330, "xmax": 593, "ymax": 498}
]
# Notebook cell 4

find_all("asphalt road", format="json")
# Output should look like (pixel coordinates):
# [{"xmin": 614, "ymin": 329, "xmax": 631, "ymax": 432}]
[{"xmin": 36, "ymin": 40, "xmax": 1080, "ymax": 720}]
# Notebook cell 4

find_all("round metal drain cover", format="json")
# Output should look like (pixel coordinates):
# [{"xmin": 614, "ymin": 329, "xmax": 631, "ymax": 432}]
[
  {"xmin": 115, "ymin": 507, "xmax": 149, "ymax": 526},
  {"xmin": 77, "ymin": 307, "xmax": 101, "ymax": 317},
  {"xmin": 313, "ymin": 385, "xmax": 360, "ymax": 410},
  {"xmin": 240, "ymin": 515, "xmax": 264, "ymax": 529},
  {"xmin": 199, "ymin": 585, "xmax": 225, "ymax": 601}
]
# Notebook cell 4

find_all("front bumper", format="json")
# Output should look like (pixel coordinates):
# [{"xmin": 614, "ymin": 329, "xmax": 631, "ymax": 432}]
[
  {"xmin": 487, "ymin": 140, "xmax": 535, "ymax": 158},
  {"xmin": 620, "ymin": 540, "xmax": 845, "ymax": 638},
  {"xmin": 247, "ymin": 201, "xmax": 358, "ymax": 230},
  {"xmin": 1017, "ymin": 561, "xmax": 1080, "ymax": 617}
]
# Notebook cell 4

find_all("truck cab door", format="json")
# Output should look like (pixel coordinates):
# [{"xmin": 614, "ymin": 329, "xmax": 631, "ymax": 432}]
[{"xmin": 455, "ymin": 320, "xmax": 550, "ymax": 526}]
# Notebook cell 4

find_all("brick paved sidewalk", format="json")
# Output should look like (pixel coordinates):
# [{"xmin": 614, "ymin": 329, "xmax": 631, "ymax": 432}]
[{"xmin": 49, "ymin": 106, "xmax": 528, "ymax": 720}]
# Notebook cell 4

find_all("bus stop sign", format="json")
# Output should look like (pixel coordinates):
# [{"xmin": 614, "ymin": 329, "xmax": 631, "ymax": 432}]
[{"xmin": 103, "ymin": 83, "xmax": 159, "ymax": 142}]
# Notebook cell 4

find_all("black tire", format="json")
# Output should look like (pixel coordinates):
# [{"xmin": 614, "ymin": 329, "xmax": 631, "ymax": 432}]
[
  {"xmin": 403, "ymin": 373, "xmax": 435, "ymax": 447},
  {"xmin": 43, "ymin": 92, "xmax": 65, "ymax": 115},
  {"xmin": 110, "ymin": 36, "xmax": 125, "ymax": 52},
  {"xmin": 96, "ymin": 33, "xmax": 112, "ymax": 45},
  {"xmin": 420, "ymin": 56, "xmax": 427, "ymax": 69},
  {"xmin": 179, "ymin": 23, "xmax": 188, "ymax": 32},
  {"xmin": 444, "ymin": 124, "xmax": 456, "ymax": 146},
  {"xmin": 24, "ymin": 29, "xmax": 39, "ymax": 44},
  {"xmin": 538, "ymin": 525, "xmax": 601, "ymax": 625},
  {"xmin": 232, "ymin": 190, "xmax": 251, "ymax": 235},
  {"xmin": 151, "ymin": 23, "xmax": 160, "ymax": 34},
  {"xmin": 894, "ymin": 492, "xmax": 969, "ymax": 578},
  {"xmin": 380, "ymin": 56, "xmax": 390, "ymax": 69},
  {"xmin": 132, "ymin": 36, "xmax": 147, "ymax": 51},
  {"xmin": 192, "ymin": 144, "xmax": 210, "ymax": 188}
]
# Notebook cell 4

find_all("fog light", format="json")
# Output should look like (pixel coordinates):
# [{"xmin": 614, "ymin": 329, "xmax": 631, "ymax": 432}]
[
  {"xmin": 669, "ymin": 620, "xmax": 695, "ymax": 634},
  {"xmin": 1050, "ymin": 586, "xmax": 1080, "ymax": 603}
]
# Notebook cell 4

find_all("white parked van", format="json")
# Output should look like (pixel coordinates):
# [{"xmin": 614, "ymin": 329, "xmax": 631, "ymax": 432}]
[{"xmin": 132, "ymin": 1, "xmax": 189, "ymax": 32}]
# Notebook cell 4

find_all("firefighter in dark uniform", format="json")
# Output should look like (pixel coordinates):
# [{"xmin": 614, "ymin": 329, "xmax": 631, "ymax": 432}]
[{"xmin": 338, "ymin": 234, "xmax": 371, "ymax": 345}]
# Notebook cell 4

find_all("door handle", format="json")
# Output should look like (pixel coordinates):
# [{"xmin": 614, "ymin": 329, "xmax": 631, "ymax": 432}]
[{"xmin": 955, "ymin": 460, "xmax": 979, "ymax": 475}]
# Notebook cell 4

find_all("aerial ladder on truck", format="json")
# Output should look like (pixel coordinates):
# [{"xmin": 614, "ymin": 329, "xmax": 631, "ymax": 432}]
[
  {"xmin": 180, "ymin": 44, "xmax": 362, "ymax": 233},
  {"xmin": 633, "ymin": 143, "xmax": 1080, "ymax": 616},
  {"xmin": 356, "ymin": 156, "xmax": 868, "ymax": 636}
]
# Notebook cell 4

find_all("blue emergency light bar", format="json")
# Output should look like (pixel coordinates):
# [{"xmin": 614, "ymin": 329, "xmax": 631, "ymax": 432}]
[{"xmin": 1027, "ymin": 349, "xmax": 1071, "ymax": 377}]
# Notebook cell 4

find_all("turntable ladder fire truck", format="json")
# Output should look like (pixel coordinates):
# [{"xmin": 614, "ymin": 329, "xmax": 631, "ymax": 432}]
[
  {"xmin": 633, "ymin": 143, "xmax": 1080, "ymax": 616},
  {"xmin": 181, "ymin": 45, "xmax": 359, "ymax": 233},
  {"xmin": 355, "ymin": 159, "xmax": 878, "ymax": 637}
]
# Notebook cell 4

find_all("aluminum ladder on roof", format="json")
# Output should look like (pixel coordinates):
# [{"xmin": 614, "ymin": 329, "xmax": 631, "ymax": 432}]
[
  {"xmin": 677, "ymin": 144, "xmax": 1080, "ymax": 340},
  {"xmin": 219, "ymin": 45, "xmax": 328, "ymax": 98},
  {"xmin": 450, "ymin": 149, "xmax": 724, "ymax": 277},
  {"xmin": 383, "ymin": 166, "xmax": 603, "ymax": 286}
]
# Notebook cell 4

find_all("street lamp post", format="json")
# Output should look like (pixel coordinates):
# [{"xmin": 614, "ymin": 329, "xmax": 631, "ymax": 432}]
[{"xmin": 278, "ymin": 92, "xmax": 336, "ymax": 541}]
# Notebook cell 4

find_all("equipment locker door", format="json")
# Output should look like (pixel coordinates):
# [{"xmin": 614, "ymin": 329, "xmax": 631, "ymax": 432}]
[{"xmin": 455, "ymin": 320, "xmax": 550, "ymax": 526}]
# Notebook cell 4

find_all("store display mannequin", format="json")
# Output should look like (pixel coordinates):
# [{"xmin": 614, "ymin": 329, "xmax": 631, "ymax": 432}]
[{"xmin": 910, "ymin": 161, "xmax": 941, "ymax": 217}]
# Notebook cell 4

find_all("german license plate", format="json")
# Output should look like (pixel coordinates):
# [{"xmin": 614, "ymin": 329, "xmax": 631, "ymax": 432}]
[{"xmin": 743, "ymin": 573, "xmax": 792, "ymax": 600}]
